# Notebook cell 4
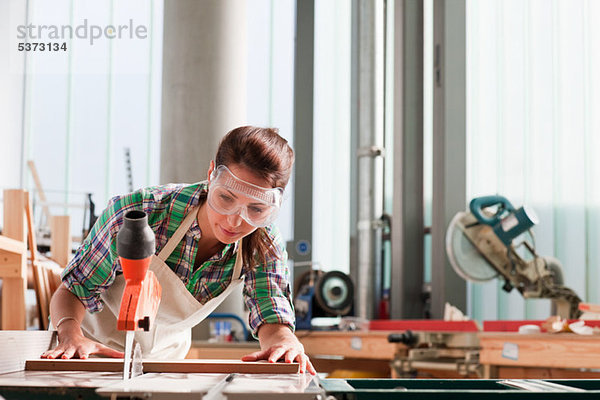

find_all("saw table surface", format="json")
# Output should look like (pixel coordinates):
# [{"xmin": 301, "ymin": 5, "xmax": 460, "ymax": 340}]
[
  {"xmin": 5, "ymin": 373, "xmax": 600, "ymax": 399},
  {"xmin": 0, "ymin": 371, "xmax": 322, "ymax": 400}
]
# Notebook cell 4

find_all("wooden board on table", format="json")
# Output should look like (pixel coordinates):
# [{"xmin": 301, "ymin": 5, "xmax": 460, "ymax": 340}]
[{"xmin": 26, "ymin": 359, "xmax": 299, "ymax": 374}]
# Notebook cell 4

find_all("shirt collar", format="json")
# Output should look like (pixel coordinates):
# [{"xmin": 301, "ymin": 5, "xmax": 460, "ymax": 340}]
[
  {"xmin": 195, "ymin": 225, "xmax": 240, "ymax": 262},
  {"xmin": 188, "ymin": 217, "xmax": 202, "ymax": 241}
]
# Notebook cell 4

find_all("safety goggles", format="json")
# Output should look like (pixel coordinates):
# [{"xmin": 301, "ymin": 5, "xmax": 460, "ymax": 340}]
[{"xmin": 207, "ymin": 165, "xmax": 283, "ymax": 228}]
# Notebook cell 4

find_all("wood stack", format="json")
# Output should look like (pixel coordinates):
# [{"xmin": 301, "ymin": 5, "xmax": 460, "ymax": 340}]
[
  {"xmin": 0, "ymin": 189, "xmax": 70, "ymax": 330},
  {"xmin": 0, "ymin": 189, "xmax": 29, "ymax": 330}
]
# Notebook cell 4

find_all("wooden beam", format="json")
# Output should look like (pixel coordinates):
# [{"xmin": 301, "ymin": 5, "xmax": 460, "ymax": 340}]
[
  {"xmin": 26, "ymin": 359, "xmax": 299, "ymax": 374},
  {"xmin": 1, "ymin": 277, "xmax": 27, "ymax": 330},
  {"xmin": 50, "ymin": 215, "xmax": 70, "ymax": 268},
  {"xmin": 3, "ymin": 190, "xmax": 27, "ymax": 242},
  {"xmin": 1, "ymin": 189, "xmax": 27, "ymax": 330},
  {"xmin": 0, "ymin": 252, "xmax": 27, "ymax": 278},
  {"xmin": 0, "ymin": 236, "xmax": 26, "ymax": 255},
  {"xmin": 24, "ymin": 191, "xmax": 37, "ymax": 262},
  {"xmin": 27, "ymin": 160, "xmax": 52, "ymax": 224}
]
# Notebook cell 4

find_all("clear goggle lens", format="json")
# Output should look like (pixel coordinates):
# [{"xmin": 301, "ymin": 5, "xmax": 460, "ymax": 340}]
[{"xmin": 207, "ymin": 165, "xmax": 282, "ymax": 227}]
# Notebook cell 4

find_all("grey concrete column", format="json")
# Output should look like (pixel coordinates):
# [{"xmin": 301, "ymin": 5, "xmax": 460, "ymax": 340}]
[
  {"xmin": 431, "ymin": 0, "xmax": 467, "ymax": 318},
  {"xmin": 390, "ymin": 0, "xmax": 425, "ymax": 319},
  {"xmin": 288, "ymin": 0, "xmax": 314, "ymax": 263},
  {"xmin": 160, "ymin": 0, "xmax": 247, "ymax": 184},
  {"xmin": 161, "ymin": 0, "xmax": 247, "ymax": 337},
  {"xmin": 352, "ymin": 0, "xmax": 385, "ymax": 320}
]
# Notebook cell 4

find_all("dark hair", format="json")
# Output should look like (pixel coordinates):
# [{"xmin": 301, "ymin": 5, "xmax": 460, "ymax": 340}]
[{"xmin": 212, "ymin": 126, "xmax": 294, "ymax": 268}]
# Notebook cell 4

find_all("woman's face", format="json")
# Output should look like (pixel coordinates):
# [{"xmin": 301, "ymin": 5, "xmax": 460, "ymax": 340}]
[{"xmin": 206, "ymin": 163, "xmax": 272, "ymax": 244}]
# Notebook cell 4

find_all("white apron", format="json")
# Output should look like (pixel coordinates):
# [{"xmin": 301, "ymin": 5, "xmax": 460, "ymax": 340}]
[{"xmin": 79, "ymin": 206, "xmax": 244, "ymax": 359}]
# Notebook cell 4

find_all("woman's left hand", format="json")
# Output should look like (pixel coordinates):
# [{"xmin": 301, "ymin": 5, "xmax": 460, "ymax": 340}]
[{"xmin": 241, "ymin": 323, "xmax": 316, "ymax": 375}]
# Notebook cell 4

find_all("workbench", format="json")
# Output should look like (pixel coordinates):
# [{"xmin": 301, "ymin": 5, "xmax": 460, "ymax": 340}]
[
  {"xmin": 188, "ymin": 322, "xmax": 600, "ymax": 380},
  {"xmin": 5, "ymin": 331, "xmax": 600, "ymax": 398},
  {"xmin": 296, "ymin": 330, "xmax": 397, "ymax": 377},
  {"xmin": 296, "ymin": 328, "xmax": 484, "ymax": 379},
  {"xmin": 189, "ymin": 331, "xmax": 398, "ymax": 378},
  {"xmin": 479, "ymin": 332, "xmax": 600, "ymax": 379}
]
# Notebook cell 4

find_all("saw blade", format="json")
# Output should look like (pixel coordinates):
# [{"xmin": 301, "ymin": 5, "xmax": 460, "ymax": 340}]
[
  {"xmin": 131, "ymin": 342, "xmax": 143, "ymax": 378},
  {"xmin": 123, "ymin": 330, "xmax": 134, "ymax": 380},
  {"xmin": 445, "ymin": 211, "xmax": 498, "ymax": 282}
]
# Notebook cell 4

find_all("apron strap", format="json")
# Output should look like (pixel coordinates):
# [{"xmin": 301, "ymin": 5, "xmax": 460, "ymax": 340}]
[
  {"xmin": 157, "ymin": 206, "xmax": 200, "ymax": 261},
  {"xmin": 232, "ymin": 239, "xmax": 243, "ymax": 280}
]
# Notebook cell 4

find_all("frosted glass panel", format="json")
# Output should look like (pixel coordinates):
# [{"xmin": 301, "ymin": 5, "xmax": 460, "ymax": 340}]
[
  {"xmin": 312, "ymin": 0, "xmax": 351, "ymax": 272},
  {"xmin": 15, "ymin": 0, "xmax": 164, "ymax": 240},
  {"xmin": 246, "ymin": 0, "xmax": 295, "ymax": 242},
  {"xmin": 466, "ymin": 0, "xmax": 600, "ymax": 320}
]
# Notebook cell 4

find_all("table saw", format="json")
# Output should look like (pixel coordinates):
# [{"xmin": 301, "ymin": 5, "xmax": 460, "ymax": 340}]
[{"xmin": 4, "ymin": 331, "xmax": 600, "ymax": 399}]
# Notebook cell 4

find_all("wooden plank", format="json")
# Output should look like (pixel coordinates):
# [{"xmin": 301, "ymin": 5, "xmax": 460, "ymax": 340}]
[
  {"xmin": 0, "ymin": 252, "xmax": 27, "ymax": 278},
  {"xmin": 296, "ymin": 330, "xmax": 398, "ymax": 360},
  {"xmin": 3, "ymin": 189, "xmax": 27, "ymax": 242},
  {"xmin": 31, "ymin": 261, "xmax": 48, "ymax": 329},
  {"xmin": 27, "ymin": 160, "xmax": 52, "ymax": 223},
  {"xmin": 45, "ymin": 262, "xmax": 63, "ymax": 295},
  {"xmin": 27, "ymin": 189, "xmax": 47, "ymax": 329},
  {"xmin": 25, "ymin": 359, "xmax": 299, "ymax": 374},
  {"xmin": 1, "ymin": 189, "xmax": 27, "ymax": 330},
  {"xmin": 24, "ymin": 191, "xmax": 36, "ymax": 262},
  {"xmin": 479, "ymin": 332, "xmax": 600, "ymax": 369},
  {"xmin": 0, "ymin": 236, "xmax": 26, "ymax": 255},
  {"xmin": 1, "ymin": 277, "xmax": 27, "ymax": 330},
  {"xmin": 50, "ymin": 215, "xmax": 71, "ymax": 267}
]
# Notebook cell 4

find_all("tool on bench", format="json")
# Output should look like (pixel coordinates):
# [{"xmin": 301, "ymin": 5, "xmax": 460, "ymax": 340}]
[
  {"xmin": 294, "ymin": 263, "xmax": 354, "ymax": 330},
  {"xmin": 116, "ymin": 210, "xmax": 162, "ymax": 380},
  {"xmin": 446, "ymin": 195, "xmax": 582, "ymax": 318},
  {"xmin": 388, "ymin": 328, "xmax": 481, "ymax": 377}
]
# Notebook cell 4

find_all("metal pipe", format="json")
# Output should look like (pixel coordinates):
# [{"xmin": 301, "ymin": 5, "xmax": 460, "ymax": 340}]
[{"xmin": 354, "ymin": 0, "xmax": 385, "ymax": 320}]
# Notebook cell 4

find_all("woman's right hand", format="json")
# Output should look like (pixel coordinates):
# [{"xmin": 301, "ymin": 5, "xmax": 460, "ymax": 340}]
[{"xmin": 41, "ymin": 319, "xmax": 124, "ymax": 360}]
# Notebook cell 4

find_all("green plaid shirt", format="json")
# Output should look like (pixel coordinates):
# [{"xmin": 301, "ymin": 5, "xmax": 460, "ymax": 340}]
[{"xmin": 62, "ymin": 182, "xmax": 295, "ymax": 335}]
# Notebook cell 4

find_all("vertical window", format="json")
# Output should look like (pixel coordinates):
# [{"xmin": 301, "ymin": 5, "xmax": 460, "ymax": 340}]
[{"xmin": 466, "ymin": 0, "xmax": 600, "ymax": 320}]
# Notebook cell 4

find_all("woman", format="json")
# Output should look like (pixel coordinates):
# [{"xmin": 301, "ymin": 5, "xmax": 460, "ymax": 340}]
[{"xmin": 42, "ymin": 126, "xmax": 315, "ymax": 374}]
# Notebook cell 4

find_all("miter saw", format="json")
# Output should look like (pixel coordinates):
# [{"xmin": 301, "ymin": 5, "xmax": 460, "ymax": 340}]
[{"xmin": 446, "ymin": 195, "xmax": 582, "ymax": 319}]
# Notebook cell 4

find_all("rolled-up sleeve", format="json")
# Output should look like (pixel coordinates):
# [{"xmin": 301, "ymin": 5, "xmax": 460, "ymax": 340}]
[{"xmin": 243, "ymin": 225, "xmax": 295, "ymax": 337}]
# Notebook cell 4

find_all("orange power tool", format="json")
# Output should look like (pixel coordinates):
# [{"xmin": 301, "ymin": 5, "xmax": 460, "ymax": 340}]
[{"xmin": 116, "ymin": 210, "xmax": 162, "ymax": 332}]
